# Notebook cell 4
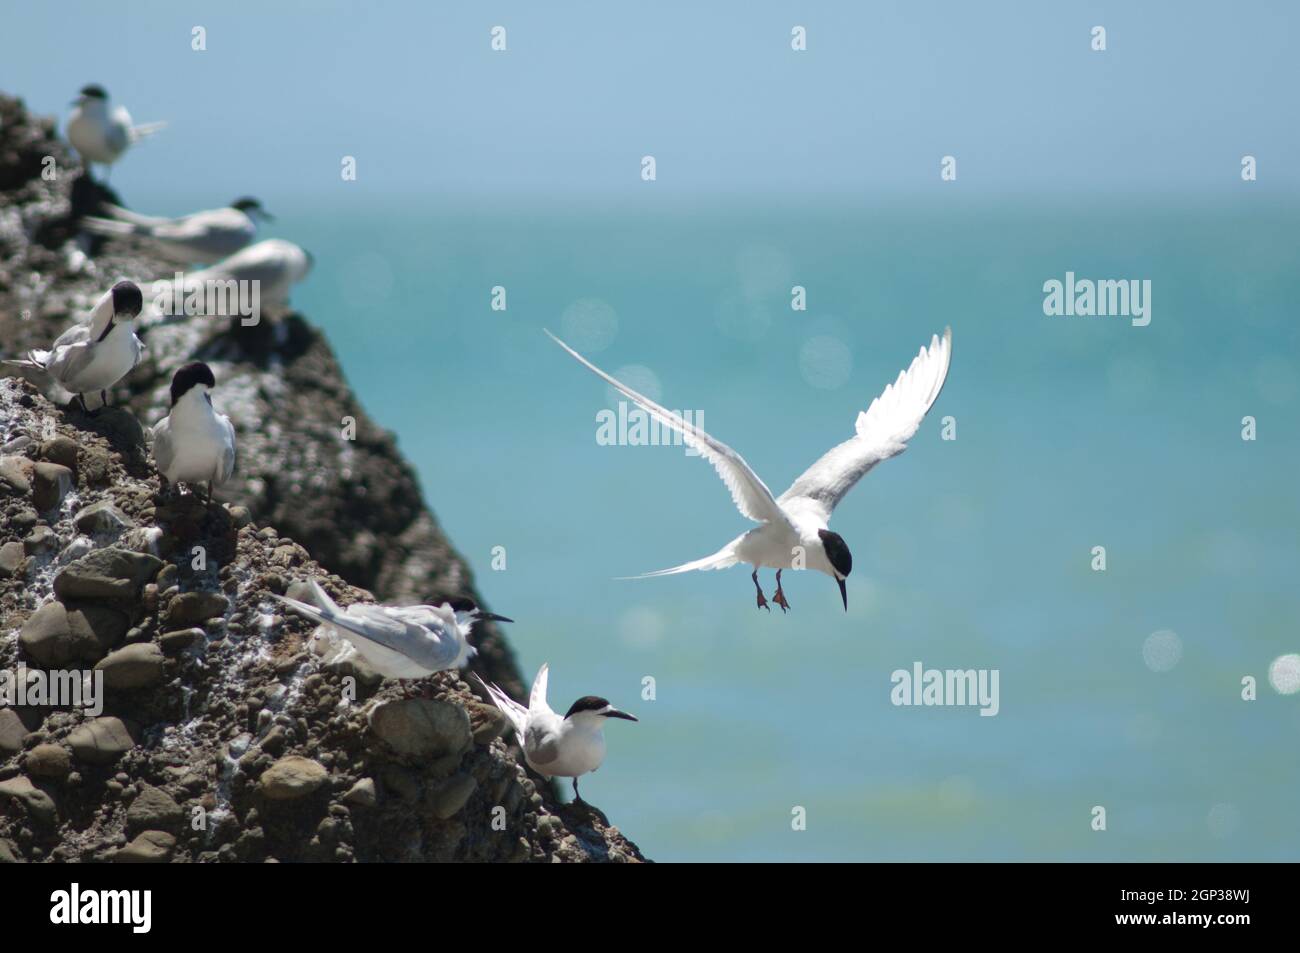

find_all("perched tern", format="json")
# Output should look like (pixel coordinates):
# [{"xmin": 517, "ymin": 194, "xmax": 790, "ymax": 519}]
[
  {"xmin": 273, "ymin": 579, "xmax": 512, "ymax": 681},
  {"xmin": 476, "ymin": 663, "xmax": 637, "ymax": 803},
  {"xmin": 151, "ymin": 362, "xmax": 237, "ymax": 502},
  {"xmin": 81, "ymin": 197, "xmax": 270, "ymax": 265},
  {"xmin": 4, "ymin": 280, "xmax": 145, "ymax": 413},
  {"xmin": 547, "ymin": 327, "xmax": 952, "ymax": 612},
  {"xmin": 150, "ymin": 238, "xmax": 313, "ymax": 317},
  {"xmin": 66, "ymin": 85, "xmax": 165, "ymax": 179}
]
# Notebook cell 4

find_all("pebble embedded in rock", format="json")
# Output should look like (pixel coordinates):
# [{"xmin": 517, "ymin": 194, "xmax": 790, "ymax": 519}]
[
  {"xmin": 342, "ymin": 777, "xmax": 377, "ymax": 808},
  {"xmin": 94, "ymin": 642, "xmax": 166, "ymax": 690},
  {"xmin": 25, "ymin": 743, "xmax": 72, "ymax": 780},
  {"xmin": 259, "ymin": 756, "xmax": 328, "ymax": 801},
  {"xmin": 0, "ymin": 541, "xmax": 24, "ymax": 578},
  {"xmin": 0, "ymin": 708, "xmax": 27, "ymax": 754},
  {"xmin": 32, "ymin": 461, "xmax": 74, "ymax": 512},
  {"xmin": 126, "ymin": 783, "xmax": 183, "ymax": 834},
  {"xmin": 72, "ymin": 500, "xmax": 133, "ymax": 535},
  {"xmin": 20, "ymin": 600, "xmax": 128, "ymax": 667},
  {"xmin": 165, "ymin": 590, "xmax": 230, "ymax": 627},
  {"xmin": 159, "ymin": 627, "xmax": 204, "ymax": 654},
  {"xmin": 0, "ymin": 775, "xmax": 57, "ymax": 826},
  {"xmin": 66, "ymin": 716, "xmax": 137, "ymax": 765},
  {"xmin": 0, "ymin": 455, "xmax": 33, "ymax": 495},
  {"xmin": 39, "ymin": 434, "xmax": 78, "ymax": 470},
  {"xmin": 430, "ymin": 772, "xmax": 478, "ymax": 819},
  {"xmin": 368, "ymin": 698, "xmax": 472, "ymax": 761},
  {"xmin": 52, "ymin": 547, "xmax": 163, "ymax": 600},
  {"xmin": 22, "ymin": 525, "xmax": 56, "ymax": 554},
  {"xmin": 114, "ymin": 830, "xmax": 175, "ymax": 863}
]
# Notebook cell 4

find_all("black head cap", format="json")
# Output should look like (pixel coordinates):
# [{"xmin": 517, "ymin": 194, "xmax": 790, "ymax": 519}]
[
  {"xmin": 231, "ymin": 197, "xmax": 262, "ymax": 212},
  {"xmin": 565, "ymin": 696, "xmax": 612, "ymax": 719},
  {"xmin": 170, "ymin": 361, "xmax": 216, "ymax": 406},
  {"xmin": 443, "ymin": 596, "xmax": 479, "ymax": 613},
  {"xmin": 818, "ymin": 529, "xmax": 853, "ymax": 578},
  {"xmin": 80, "ymin": 85, "xmax": 108, "ymax": 100},
  {"xmin": 110, "ymin": 280, "xmax": 143, "ymax": 318}
]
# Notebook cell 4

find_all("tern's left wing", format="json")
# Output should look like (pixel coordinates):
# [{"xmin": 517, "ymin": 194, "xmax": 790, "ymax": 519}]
[
  {"xmin": 546, "ymin": 330, "xmax": 789, "ymax": 527},
  {"xmin": 779, "ymin": 328, "xmax": 951, "ymax": 523},
  {"xmin": 216, "ymin": 414, "xmax": 237, "ymax": 485}
]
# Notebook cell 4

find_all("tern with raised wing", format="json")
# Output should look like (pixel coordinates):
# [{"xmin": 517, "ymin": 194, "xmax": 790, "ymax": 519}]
[
  {"xmin": 274, "ymin": 579, "xmax": 512, "ymax": 681},
  {"xmin": 547, "ymin": 327, "xmax": 952, "ymax": 612},
  {"xmin": 476, "ymin": 663, "xmax": 637, "ymax": 803}
]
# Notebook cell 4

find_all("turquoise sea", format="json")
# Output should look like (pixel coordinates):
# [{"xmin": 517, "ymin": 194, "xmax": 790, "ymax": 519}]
[{"xmin": 265, "ymin": 196, "xmax": 1299, "ymax": 861}]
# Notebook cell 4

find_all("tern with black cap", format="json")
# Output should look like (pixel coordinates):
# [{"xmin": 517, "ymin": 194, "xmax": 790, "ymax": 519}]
[
  {"xmin": 66, "ymin": 85, "xmax": 165, "ymax": 179},
  {"xmin": 476, "ymin": 663, "xmax": 637, "ymax": 803},
  {"xmin": 81, "ymin": 197, "xmax": 271, "ymax": 266},
  {"xmin": 547, "ymin": 327, "xmax": 952, "ymax": 612},
  {"xmin": 273, "ymin": 579, "xmax": 512, "ymax": 681},
  {"xmin": 151, "ymin": 361, "xmax": 237, "ymax": 502},
  {"xmin": 4, "ymin": 280, "xmax": 146, "ymax": 414}
]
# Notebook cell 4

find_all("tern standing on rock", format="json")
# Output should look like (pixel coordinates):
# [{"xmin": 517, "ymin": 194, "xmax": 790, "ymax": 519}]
[
  {"xmin": 81, "ymin": 197, "xmax": 271, "ymax": 266},
  {"xmin": 547, "ymin": 327, "xmax": 952, "ymax": 613},
  {"xmin": 4, "ymin": 280, "xmax": 145, "ymax": 414},
  {"xmin": 273, "ymin": 579, "xmax": 512, "ymax": 681},
  {"xmin": 151, "ymin": 362, "xmax": 237, "ymax": 502},
  {"xmin": 66, "ymin": 85, "xmax": 165, "ymax": 180},
  {"xmin": 477, "ymin": 663, "xmax": 638, "ymax": 803}
]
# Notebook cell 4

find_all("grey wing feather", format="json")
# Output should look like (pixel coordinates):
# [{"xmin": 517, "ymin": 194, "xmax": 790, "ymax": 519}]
[
  {"xmin": 525, "ymin": 722, "xmax": 561, "ymax": 768},
  {"xmin": 217, "ymin": 415, "xmax": 237, "ymax": 485},
  {"xmin": 151, "ymin": 418, "xmax": 175, "ymax": 478},
  {"xmin": 45, "ymin": 341, "xmax": 96, "ymax": 384}
]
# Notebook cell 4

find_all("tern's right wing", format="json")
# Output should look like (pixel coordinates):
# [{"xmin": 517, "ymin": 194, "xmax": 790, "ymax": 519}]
[
  {"xmin": 151, "ymin": 417, "xmax": 175, "ymax": 478},
  {"xmin": 529, "ymin": 663, "xmax": 551, "ymax": 715},
  {"xmin": 546, "ymin": 330, "xmax": 788, "ymax": 527}
]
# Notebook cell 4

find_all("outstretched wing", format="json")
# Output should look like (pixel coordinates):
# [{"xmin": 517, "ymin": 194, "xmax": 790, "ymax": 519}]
[
  {"xmin": 779, "ymin": 328, "xmax": 952, "ymax": 522},
  {"xmin": 546, "ymin": 330, "xmax": 788, "ymax": 526}
]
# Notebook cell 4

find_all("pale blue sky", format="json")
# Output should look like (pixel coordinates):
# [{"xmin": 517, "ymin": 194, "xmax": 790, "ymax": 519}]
[{"xmin": 3, "ymin": 0, "xmax": 1297, "ymax": 205}]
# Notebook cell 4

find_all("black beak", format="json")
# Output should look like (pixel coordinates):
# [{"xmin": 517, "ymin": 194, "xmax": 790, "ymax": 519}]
[
  {"xmin": 837, "ymin": 578, "xmax": 848, "ymax": 612},
  {"xmin": 606, "ymin": 709, "xmax": 638, "ymax": 722},
  {"xmin": 260, "ymin": 210, "xmax": 276, "ymax": 222},
  {"xmin": 478, "ymin": 612, "xmax": 513, "ymax": 624}
]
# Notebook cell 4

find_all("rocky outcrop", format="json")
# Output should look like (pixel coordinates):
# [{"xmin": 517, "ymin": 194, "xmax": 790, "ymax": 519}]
[{"xmin": 0, "ymin": 93, "xmax": 643, "ymax": 862}]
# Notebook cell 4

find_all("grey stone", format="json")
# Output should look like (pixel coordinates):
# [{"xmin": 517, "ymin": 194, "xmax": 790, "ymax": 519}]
[
  {"xmin": 0, "ymin": 775, "xmax": 57, "ymax": 825},
  {"xmin": 0, "ymin": 708, "xmax": 27, "ymax": 754},
  {"xmin": 429, "ymin": 772, "xmax": 477, "ymax": 819},
  {"xmin": 259, "ymin": 756, "xmax": 328, "ymax": 801},
  {"xmin": 0, "ymin": 455, "xmax": 32, "ymax": 495},
  {"xmin": 342, "ymin": 777, "xmax": 377, "ymax": 808},
  {"xmin": 32, "ymin": 462, "xmax": 73, "ymax": 512},
  {"xmin": 25, "ymin": 743, "xmax": 71, "ymax": 780},
  {"xmin": 22, "ymin": 525, "xmax": 56, "ymax": 554},
  {"xmin": 53, "ymin": 547, "xmax": 162, "ymax": 601},
  {"xmin": 95, "ymin": 642, "xmax": 166, "ymax": 690},
  {"xmin": 368, "ymin": 698, "xmax": 471, "ymax": 761},
  {"xmin": 39, "ymin": 435, "xmax": 78, "ymax": 470},
  {"xmin": 165, "ymin": 590, "xmax": 229, "ymax": 627},
  {"xmin": 72, "ymin": 500, "xmax": 133, "ymax": 535},
  {"xmin": 20, "ymin": 601, "xmax": 128, "ymax": 666},
  {"xmin": 67, "ymin": 716, "xmax": 137, "ymax": 764},
  {"xmin": 127, "ymin": 783, "xmax": 183, "ymax": 834},
  {"xmin": 114, "ymin": 830, "xmax": 174, "ymax": 863},
  {"xmin": 0, "ymin": 541, "xmax": 24, "ymax": 578},
  {"xmin": 159, "ymin": 627, "xmax": 203, "ymax": 654}
]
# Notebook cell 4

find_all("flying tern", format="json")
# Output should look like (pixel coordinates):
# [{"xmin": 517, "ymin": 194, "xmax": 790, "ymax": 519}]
[
  {"xmin": 66, "ymin": 85, "xmax": 165, "ymax": 179},
  {"xmin": 274, "ymin": 579, "xmax": 512, "ymax": 681},
  {"xmin": 4, "ymin": 280, "xmax": 145, "ymax": 413},
  {"xmin": 82, "ymin": 197, "xmax": 270, "ymax": 265},
  {"xmin": 476, "ymin": 663, "xmax": 637, "ymax": 803},
  {"xmin": 547, "ymin": 327, "xmax": 952, "ymax": 612},
  {"xmin": 151, "ymin": 362, "xmax": 237, "ymax": 502}
]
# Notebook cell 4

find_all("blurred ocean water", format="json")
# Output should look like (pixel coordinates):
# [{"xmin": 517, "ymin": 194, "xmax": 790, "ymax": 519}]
[{"xmin": 281, "ymin": 197, "xmax": 1300, "ymax": 861}]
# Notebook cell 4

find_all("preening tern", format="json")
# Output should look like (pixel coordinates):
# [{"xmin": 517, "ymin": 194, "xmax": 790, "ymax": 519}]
[{"xmin": 4, "ymin": 280, "xmax": 145, "ymax": 413}]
